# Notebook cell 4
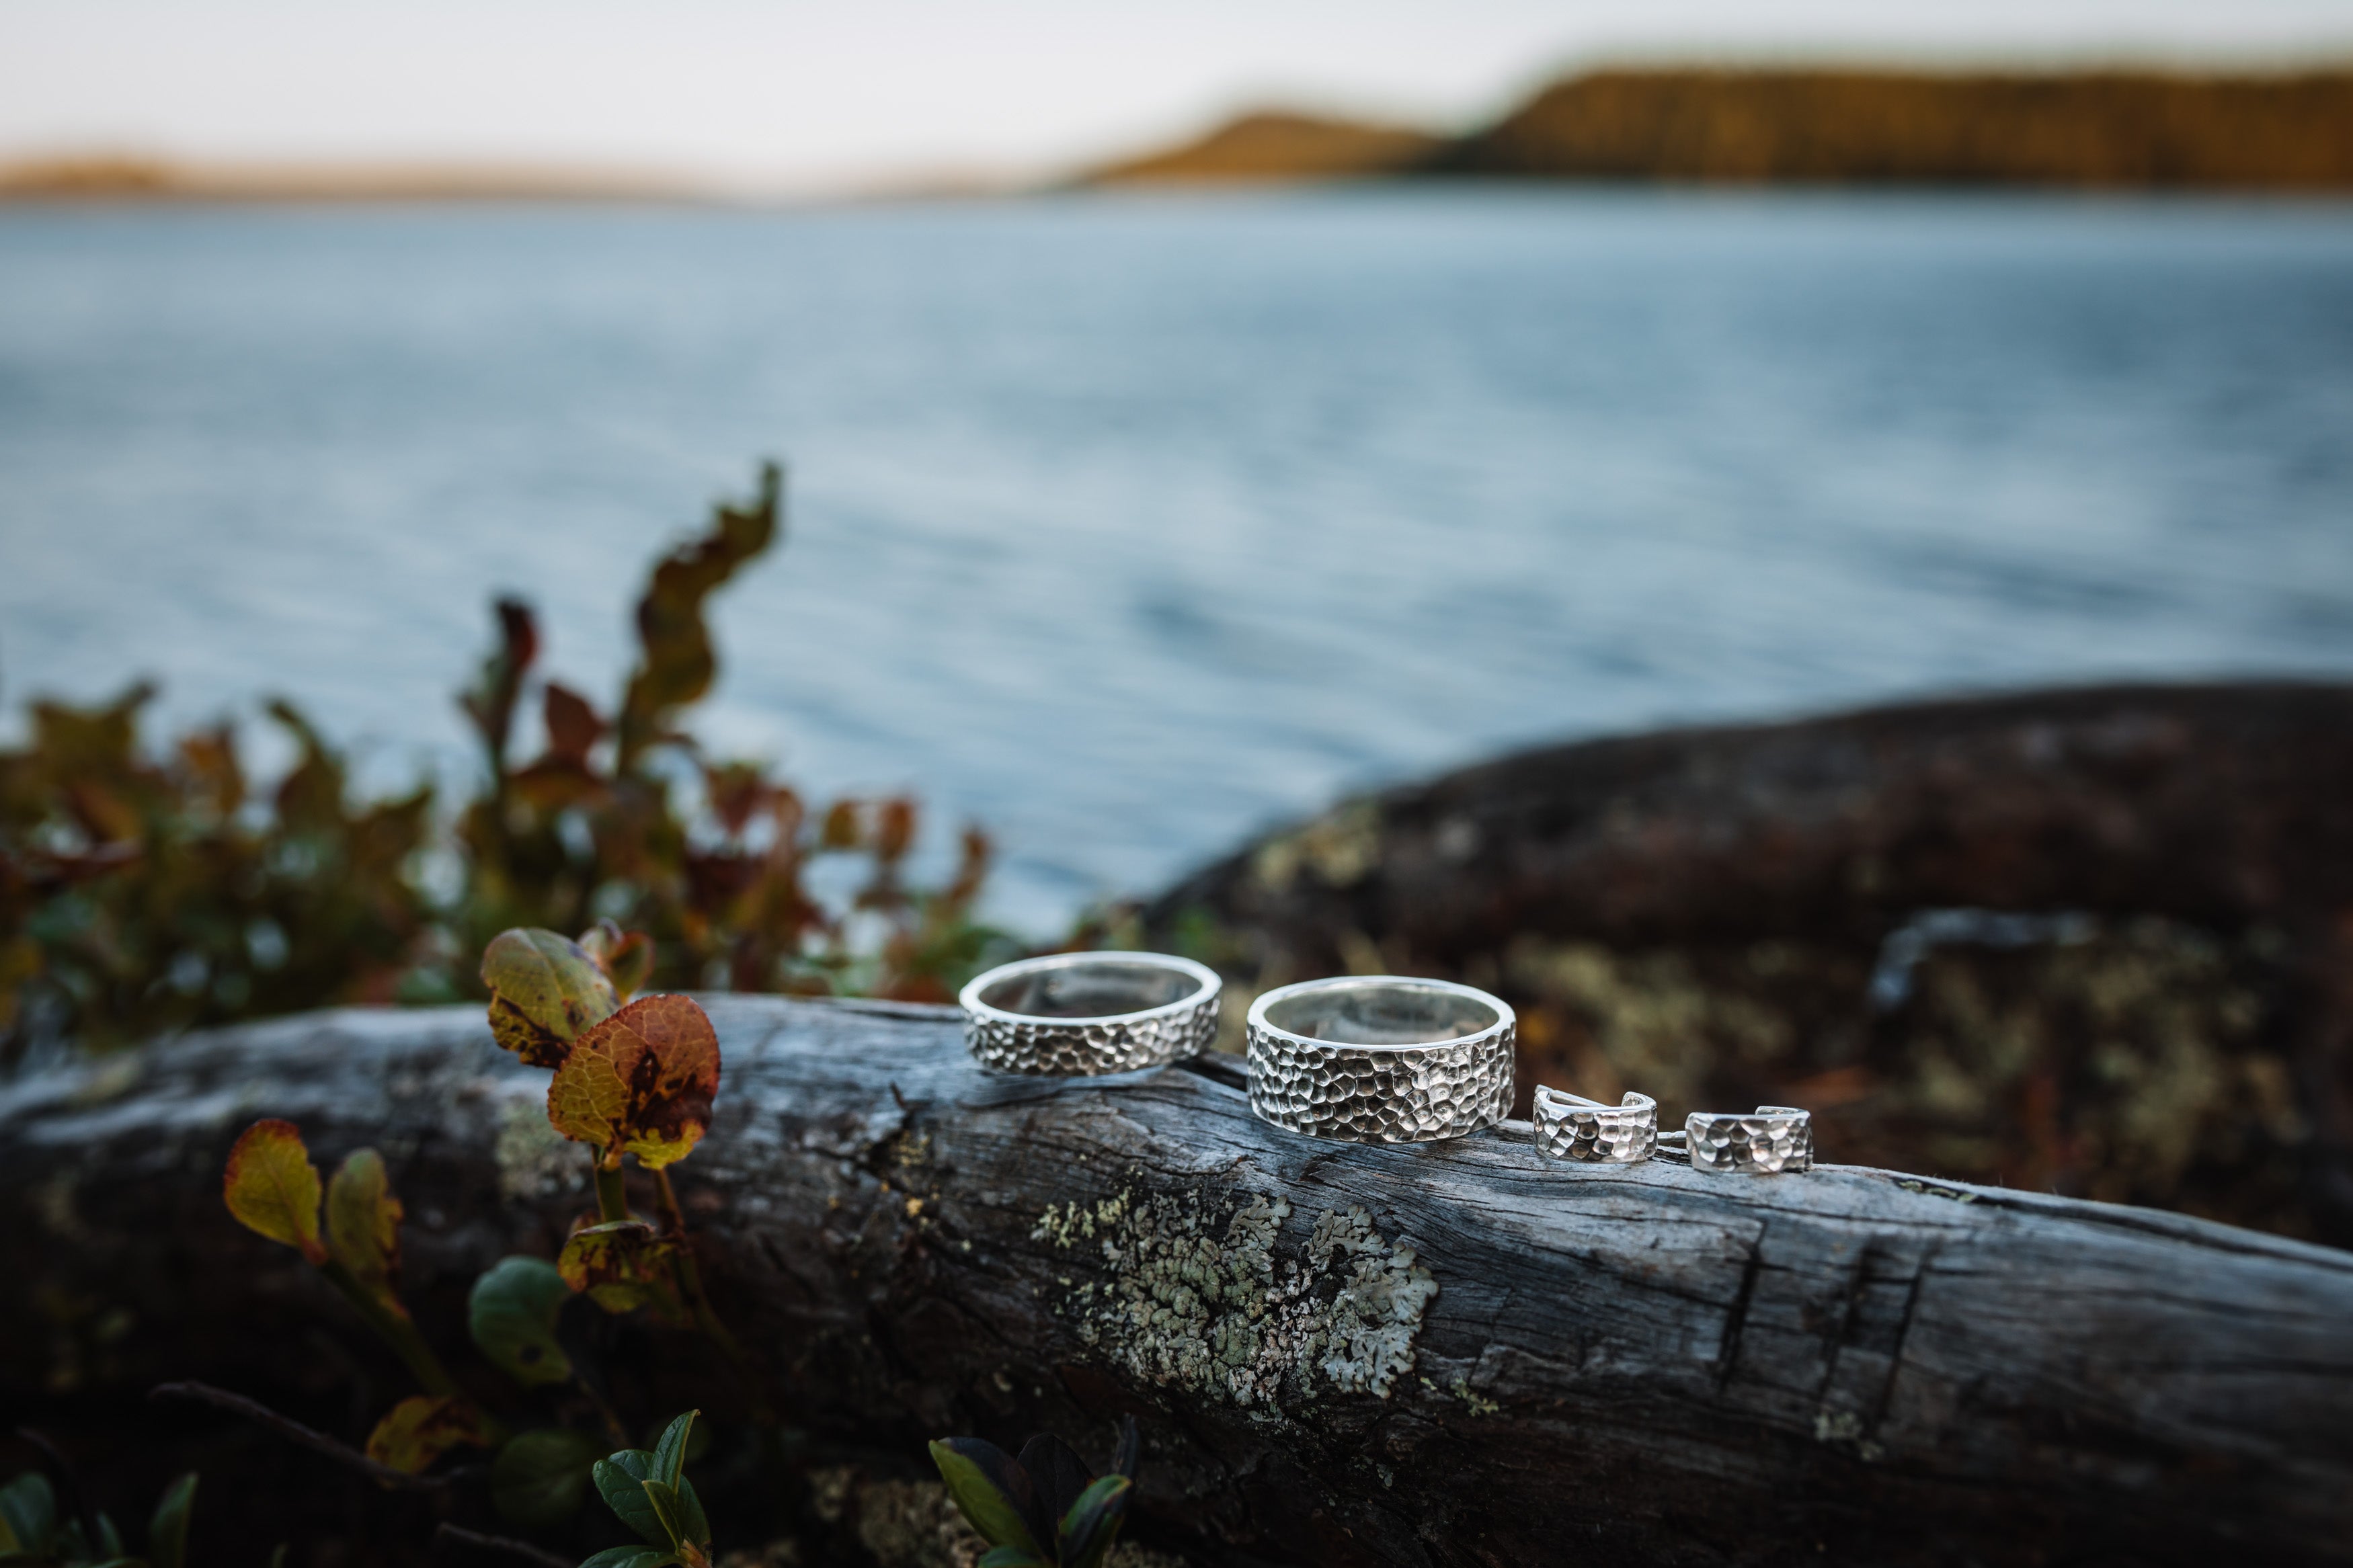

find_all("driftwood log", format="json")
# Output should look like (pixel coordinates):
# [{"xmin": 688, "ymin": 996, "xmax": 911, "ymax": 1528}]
[
  {"xmin": 1142, "ymin": 682, "xmax": 2353, "ymax": 1245},
  {"xmin": 7, "ymin": 998, "xmax": 2352, "ymax": 1566}
]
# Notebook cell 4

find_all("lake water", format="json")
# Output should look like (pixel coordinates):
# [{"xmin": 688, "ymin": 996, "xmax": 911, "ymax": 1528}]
[{"xmin": 3, "ymin": 192, "xmax": 2351, "ymax": 932}]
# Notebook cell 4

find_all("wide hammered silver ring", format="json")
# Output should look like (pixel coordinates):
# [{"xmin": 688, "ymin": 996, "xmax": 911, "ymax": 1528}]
[
  {"xmin": 1532, "ymin": 1087, "xmax": 1658, "ymax": 1163},
  {"xmin": 959, "ymin": 952, "xmax": 1221, "ymax": 1075},
  {"xmin": 1660, "ymin": 1105, "xmax": 1814, "ymax": 1173},
  {"xmin": 1246, "ymin": 976, "xmax": 1515, "ymax": 1144}
]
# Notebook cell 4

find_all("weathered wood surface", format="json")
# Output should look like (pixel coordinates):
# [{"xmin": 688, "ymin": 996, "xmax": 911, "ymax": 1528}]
[{"xmin": 7, "ymin": 998, "xmax": 2353, "ymax": 1567}]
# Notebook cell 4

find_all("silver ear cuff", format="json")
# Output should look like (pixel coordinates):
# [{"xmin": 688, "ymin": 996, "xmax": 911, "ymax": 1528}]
[
  {"xmin": 1658, "ymin": 1106, "xmax": 1814, "ymax": 1173},
  {"xmin": 1531, "ymin": 1087, "xmax": 1659, "ymax": 1163}
]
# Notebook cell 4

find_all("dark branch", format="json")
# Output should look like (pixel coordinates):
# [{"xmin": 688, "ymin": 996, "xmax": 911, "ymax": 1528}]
[
  {"xmin": 149, "ymin": 1380, "xmax": 452, "ymax": 1493},
  {"xmin": 432, "ymin": 1524, "xmax": 573, "ymax": 1568}
]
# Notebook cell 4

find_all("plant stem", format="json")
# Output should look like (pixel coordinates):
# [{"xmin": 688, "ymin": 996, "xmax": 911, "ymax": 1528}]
[
  {"xmin": 594, "ymin": 1151, "xmax": 630, "ymax": 1223},
  {"xmin": 651, "ymin": 1167, "xmax": 776, "ymax": 1428},
  {"xmin": 649, "ymin": 1165, "xmax": 690, "ymax": 1237},
  {"xmin": 319, "ymin": 1259, "xmax": 463, "ymax": 1399}
]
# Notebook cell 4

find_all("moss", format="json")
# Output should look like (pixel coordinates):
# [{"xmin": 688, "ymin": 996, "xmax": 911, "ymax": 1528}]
[
  {"xmin": 1251, "ymin": 800, "xmax": 1382, "ymax": 893},
  {"xmin": 830, "ymin": 1477, "xmax": 1189, "ymax": 1568},
  {"xmin": 1035, "ymin": 1184, "xmax": 1435, "ymax": 1414},
  {"xmin": 850, "ymin": 1478, "xmax": 984, "ymax": 1568}
]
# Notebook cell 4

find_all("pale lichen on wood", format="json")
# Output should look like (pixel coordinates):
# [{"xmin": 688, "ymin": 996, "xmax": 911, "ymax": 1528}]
[{"xmin": 1035, "ymin": 1182, "xmax": 1435, "ymax": 1409}]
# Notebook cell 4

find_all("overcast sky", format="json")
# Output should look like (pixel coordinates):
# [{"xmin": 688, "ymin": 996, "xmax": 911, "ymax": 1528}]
[{"xmin": 6, "ymin": 0, "xmax": 2352, "ymax": 190}]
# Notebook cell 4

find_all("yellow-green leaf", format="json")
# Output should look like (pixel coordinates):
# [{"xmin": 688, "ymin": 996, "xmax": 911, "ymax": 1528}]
[
  {"xmin": 326, "ymin": 1148, "xmax": 406, "ymax": 1317},
  {"xmin": 557, "ymin": 1220, "xmax": 688, "ymax": 1323},
  {"xmin": 580, "ymin": 919, "xmax": 655, "ymax": 1003},
  {"xmin": 364, "ymin": 1395, "xmax": 491, "ymax": 1476},
  {"xmin": 223, "ymin": 1119, "xmax": 326, "ymax": 1265},
  {"xmin": 546, "ymin": 995, "xmax": 719, "ymax": 1170},
  {"xmin": 929, "ymin": 1440, "xmax": 1043, "ymax": 1557},
  {"xmin": 481, "ymin": 927, "xmax": 620, "ymax": 1067}
]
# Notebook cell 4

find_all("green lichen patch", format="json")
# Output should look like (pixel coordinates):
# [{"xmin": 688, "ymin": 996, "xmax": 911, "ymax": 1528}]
[
  {"xmin": 1034, "ymin": 1184, "xmax": 1435, "ymax": 1415},
  {"xmin": 495, "ymin": 1094, "xmax": 584, "ymax": 1200}
]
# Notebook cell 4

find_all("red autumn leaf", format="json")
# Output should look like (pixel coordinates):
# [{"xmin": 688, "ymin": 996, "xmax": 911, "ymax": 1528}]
[
  {"xmin": 546, "ymin": 994, "xmax": 721, "ymax": 1169},
  {"xmin": 542, "ymin": 682, "xmax": 608, "ymax": 768}
]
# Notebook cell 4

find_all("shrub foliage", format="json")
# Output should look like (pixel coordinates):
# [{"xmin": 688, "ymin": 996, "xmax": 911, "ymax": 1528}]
[{"xmin": 0, "ymin": 464, "xmax": 1001, "ymax": 1058}]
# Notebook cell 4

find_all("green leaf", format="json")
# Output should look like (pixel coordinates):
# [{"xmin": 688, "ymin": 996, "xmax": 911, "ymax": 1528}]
[
  {"xmin": 96, "ymin": 1512, "xmax": 124, "ymax": 1560},
  {"xmin": 146, "ymin": 1475, "xmax": 196, "ymax": 1568},
  {"xmin": 0, "ymin": 1472, "xmax": 57, "ymax": 1553},
  {"xmin": 673, "ymin": 1478, "xmax": 711, "ymax": 1553},
  {"xmin": 1055, "ymin": 1474, "xmax": 1132, "ymax": 1568},
  {"xmin": 591, "ymin": 1452, "xmax": 668, "ymax": 1549},
  {"xmin": 577, "ymin": 1548, "xmax": 674, "ymax": 1568},
  {"xmin": 491, "ymin": 1429, "xmax": 602, "ymax": 1530},
  {"xmin": 469, "ymin": 1256, "xmax": 574, "ymax": 1386},
  {"xmin": 649, "ymin": 1411, "xmax": 696, "ymax": 1490},
  {"xmin": 927, "ymin": 1440, "xmax": 1041, "ymax": 1557},
  {"xmin": 325, "ymin": 1149, "xmax": 405, "ymax": 1315},
  {"xmin": 977, "ymin": 1551, "xmax": 1052, "ymax": 1568},
  {"xmin": 481, "ymin": 928, "xmax": 620, "ymax": 1067},
  {"xmin": 638, "ymin": 1480, "xmax": 685, "ymax": 1549},
  {"xmin": 1016, "ymin": 1433, "xmax": 1092, "ymax": 1528}
]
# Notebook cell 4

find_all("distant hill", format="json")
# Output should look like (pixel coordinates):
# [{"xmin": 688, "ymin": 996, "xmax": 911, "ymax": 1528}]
[
  {"xmin": 1082, "ymin": 112, "xmax": 1443, "ymax": 186},
  {"xmin": 1081, "ymin": 67, "xmax": 2353, "ymax": 192},
  {"xmin": 1440, "ymin": 67, "xmax": 2353, "ymax": 189},
  {"xmin": 0, "ymin": 154, "xmax": 705, "ymax": 204}
]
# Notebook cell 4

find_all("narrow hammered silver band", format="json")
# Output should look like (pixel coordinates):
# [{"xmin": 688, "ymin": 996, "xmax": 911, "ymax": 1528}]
[
  {"xmin": 1246, "ymin": 977, "xmax": 1515, "ymax": 1145},
  {"xmin": 1532, "ymin": 1087, "xmax": 1658, "ymax": 1163},
  {"xmin": 1659, "ymin": 1105, "xmax": 1814, "ymax": 1173},
  {"xmin": 959, "ymin": 952, "xmax": 1221, "ymax": 1075}
]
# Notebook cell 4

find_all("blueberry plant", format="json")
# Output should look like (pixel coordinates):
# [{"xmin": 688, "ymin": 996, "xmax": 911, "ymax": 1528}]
[
  {"xmin": 0, "ymin": 1462, "xmax": 195, "ymax": 1568},
  {"xmin": 928, "ymin": 1419, "xmax": 1140, "ymax": 1568},
  {"xmin": 218, "ymin": 921, "xmax": 749, "ymax": 1534},
  {"xmin": 206, "ymin": 918, "xmax": 1158, "ymax": 1565},
  {"xmin": 577, "ymin": 1411, "xmax": 713, "ymax": 1568}
]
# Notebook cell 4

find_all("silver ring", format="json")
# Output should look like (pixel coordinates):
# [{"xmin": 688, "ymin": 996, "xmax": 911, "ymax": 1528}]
[
  {"xmin": 1532, "ymin": 1087, "xmax": 1657, "ymax": 1163},
  {"xmin": 1245, "ymin": 976, "xmax": 1515, "ymax": 1144},
  {"xmin": 1659, "ymin": 1105, "xmax": 1813, "ymax": 1173},
  {"xmin": 959, "ymin": 952, "xmax": 1221, "ymax": 1075}
]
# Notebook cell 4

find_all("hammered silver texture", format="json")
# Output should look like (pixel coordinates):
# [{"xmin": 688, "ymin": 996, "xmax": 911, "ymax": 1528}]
[
  {"xmin": 1246, "ymin": 1026, "xmax": 1516, "ymax": 1143},
  {"xmin": 1686, "ymin": 1106, "xmax": 1814, "ymax": 1173},
  {"xmin": 965, "ymin": 997, "xmax": 1219, "ymax": 1075},
  {"xmin": 1533, "ymin": 1088, "xmax": 1658, "ymax": 1162},
  {"xmin": 959, "ymin": 952, "xmax": 1223, "ymax": 1076}
]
